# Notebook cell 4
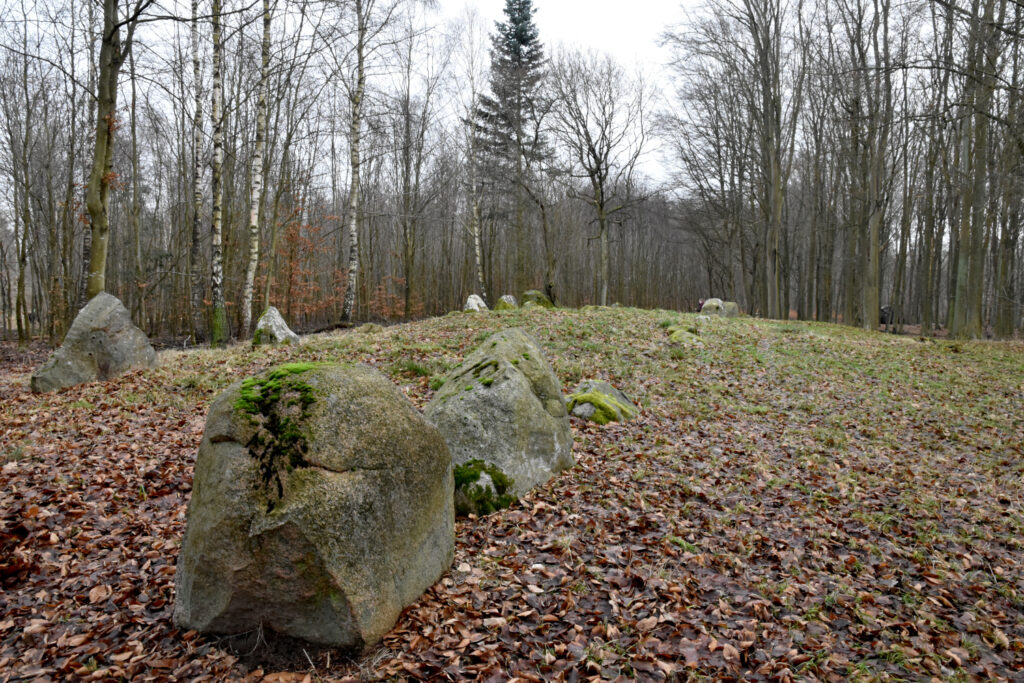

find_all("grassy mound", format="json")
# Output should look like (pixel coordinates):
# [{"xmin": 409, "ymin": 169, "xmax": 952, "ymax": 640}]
[{"xmin": 1, "ymin": 307, "xmax": 1021, "ymax": 680}]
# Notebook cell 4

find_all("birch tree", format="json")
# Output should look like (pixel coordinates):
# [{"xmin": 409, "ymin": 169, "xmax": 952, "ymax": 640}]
[
  {"xmin": 454, "ymin": 8, "xmax": 490, "ymax": 303},
  {"xmin": 189, "ymin": 0, "xmax": 205, "ymax": 341},
  {"xmin": 241, "ymin": 0, "xmax": 271, "ymax": 336},
  {"xmin": 210, "ymin": 0, "xmax": 228, "ymax": 344},
  {"xmin": 335, "ymin": 0, "xmax": 411, "ymax": 324}
]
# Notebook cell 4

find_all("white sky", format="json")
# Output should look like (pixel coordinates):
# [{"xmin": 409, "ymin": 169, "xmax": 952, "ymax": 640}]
[{"xmin": 436, "ymin": 0, "xmax": 690, "ymax": 76}]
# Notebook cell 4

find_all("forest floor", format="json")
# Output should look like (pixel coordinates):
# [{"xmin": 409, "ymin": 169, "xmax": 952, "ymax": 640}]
[{"xmin": 1, "ymin": 307, "xmax": 1023, "ymax": 682}]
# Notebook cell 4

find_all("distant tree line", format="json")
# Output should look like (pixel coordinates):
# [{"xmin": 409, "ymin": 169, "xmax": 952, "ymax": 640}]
[
  {"xmin": 0, "ymin": 0, "xmax": 1020, "ymax": 345},
  {"xmin": 662, "ymin": 0, "xmax": 1024, "ymax": 338}
]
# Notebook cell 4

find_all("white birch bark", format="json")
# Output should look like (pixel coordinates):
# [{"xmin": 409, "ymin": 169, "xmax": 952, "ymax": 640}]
[
  {"xmin": 189, "ymin": 0, "xmax": 204, "ymax": 341},
  {"xmin": 210, "ymin": 0, "xmax": 228, "ymax": 344},
  {"xmin": 241, "ymin": 0, "xmax": 271, "ymax": 336},
  {"xmin": 340, "ymin": 0, "xmax": 367, "ymax": 323}
]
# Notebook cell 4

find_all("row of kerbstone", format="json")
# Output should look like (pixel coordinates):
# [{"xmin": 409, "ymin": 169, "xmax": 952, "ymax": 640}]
[
  {"xmin": 463, "ymin": 289, "xmax": 554, "ymax": 312},
  {"xmin": 29, "ymin": 294, "xmax": 638, "ymax": 652},
  {"xmin": 30, "ymin": 297, "xmax": 300, "ymax": 393},
  {"xmin": 174, "ymin": 326, "xmax": 640, "ymax": 650}
]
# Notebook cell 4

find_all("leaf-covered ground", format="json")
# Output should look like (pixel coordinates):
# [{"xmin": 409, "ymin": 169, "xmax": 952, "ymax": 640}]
[{"xmin": 1, "ymin": 308, "xmax": 1022, "ymax": 681}]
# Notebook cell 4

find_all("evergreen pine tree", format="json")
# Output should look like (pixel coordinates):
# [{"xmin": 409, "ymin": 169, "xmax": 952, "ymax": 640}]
[
  {"xmin": 475, "ymin": 0, "xmax": 546, "ymax": 167},
  {"xmin": 473, "ymin": 0, "xmax": 548, "ymax": 292}
]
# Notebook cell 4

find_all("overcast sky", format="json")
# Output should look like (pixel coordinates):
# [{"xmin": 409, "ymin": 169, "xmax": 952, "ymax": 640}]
[{"xmin": 436, "ymin": 0, "xmax": 691, "ymax": 76}]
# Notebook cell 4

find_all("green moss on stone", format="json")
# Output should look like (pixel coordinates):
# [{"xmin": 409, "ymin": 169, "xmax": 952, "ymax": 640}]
[
  {"xmin": 453, "ymin": 459, "xmax": 516, "ymax": 516},
  {"xmin": 566, "ymin": 390, "xmax": 637, "ymax": 426},
  {"xmin": 667, "ymin": 326, "xmax": 702, "ymax": 345},
  {"xmin": 521, "ymin": 290, "xmax": 554, "ymax": 309},
  {"xmin": 234, "ymin": 362, "xmax": 322, "ymax": 511},
  {"xmin": 235, "ymin": 362, "xmax": 320, "ymax": 417}
]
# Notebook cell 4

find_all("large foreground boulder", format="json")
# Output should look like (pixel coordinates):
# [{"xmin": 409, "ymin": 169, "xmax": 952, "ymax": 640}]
[
  {"xmin": 425, "ymin": 328, "xmax": 573, "ymax": 499},
  {"xmin": 30, "ymin": 293, "xmax": 156, "ymax": 393},
  {"xmin": 174, "ymin": 363, "xmax": 453, "ymax": 649},
  {"xmin": 253, "ymin": 306, "xmax": 300, "ymax": 346}
]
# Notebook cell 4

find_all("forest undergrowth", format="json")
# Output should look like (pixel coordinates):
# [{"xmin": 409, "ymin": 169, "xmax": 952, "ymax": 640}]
[{"xmin": 1, "ymin": 307, "xmax": 1022, "ymax": 681}]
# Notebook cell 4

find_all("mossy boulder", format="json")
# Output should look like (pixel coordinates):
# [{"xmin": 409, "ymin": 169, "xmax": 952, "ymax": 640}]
[
  {"xmin": 521, "ymin": 290, "xmax": 554, "ymax": 309},
  {"xmin": 174, "ymin": 363, "xmax": 453, "ymax": 649},
  {"xmin": 699, "ymin": 298, "xmax": 724, "ymax": 316},
  {"xmin": 566, "ymin": 380, "xmax": 639, "ymax": 425},
  {"xmin": 453, "ymin": 459, "xmax": 516, "ymax": 516},
  {"xmin": 31, "ymin": 292, "xmax": 157, "ymax": 393},
  {"xmin": 424, "ymin": 328, "xmax": 573, "ymax": 497},
  {"xmin": 667, "ymin": 324, "xmax": 704, "ymax": 347},
  {"xmin": 699, "ymin": 298, "xmax": 740, "ymax": 318},
  {"xmin": 253, "ymin": 306, "xmax": 299, "ymax": 346},
  {"xmin": 494, "ymin": 295, "xmax": 518, "ymax": 311}
]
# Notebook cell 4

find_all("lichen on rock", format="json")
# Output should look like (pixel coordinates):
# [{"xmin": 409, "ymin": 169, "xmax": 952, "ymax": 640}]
[
  {"xmin": 30, "ymin": 292, "xmax": 157, "ymax": 393},
  {"xmin": 666, "ymin": 324, "xmax": 704, "ymax": 347},
  {"xmin": 494, "ymin": 295, "xmax": 518, "ymax": 311},
  {"xmin": 463, "ymin": 294, "xmax": 488, "ymax": 312},
  {"xmin": 253, "ymin": 306, "xmax": 300, "ymax": 346},
  {"xmin": 424, "ymin": 328, "xmax": 573, "ymax": 498}
]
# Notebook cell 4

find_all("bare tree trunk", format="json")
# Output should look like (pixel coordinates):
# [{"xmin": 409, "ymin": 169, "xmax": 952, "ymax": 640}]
[
  {"xmin": 241, "ymin": 0, "xmax": 271, "ymax": 336},
  {"xmin": 77, "ymin": 0, "xmax": 98, "ymax": 310},
  {"xmin": 189, "ymin": 0, "xmax": 204, "ymax": 342},
  {"xmin": 994, "ymin": 8, "xmax": 1020, "ymax": 338},
  {"xmin": 12, "ymin": 17, "xmax": 32, "ymax": 347},
  {"xmin": 57, "ymin": 0, "xmax": 81, "ymax": 338},
  {"xmin": 84, "ymin": 0, "xmax": 121, "ymax": 300},
  {"xmin": 129, "ymin": 49, "xmax": 145, "ymax": 326},
  {"xmin": 209, "ymin": 0, "xmax": 229, "ymax": 345},
  {"xmin": 340, "ymin": 0, "xmax": 367, "ymax": 324},
  {"xmin": 951, "ymin": 0, "xmax": 1003, "ymax": 338},
  {"xmin": 598, "ymin": 214, "xmax": 609, "ymax": 307},
  {"xmin": 469, "ymin": 147, "xmax": 487, "ymax": 304},
  {"xmin": 84, "ymin": 0, "xmax": 151, "ymax": 300}
]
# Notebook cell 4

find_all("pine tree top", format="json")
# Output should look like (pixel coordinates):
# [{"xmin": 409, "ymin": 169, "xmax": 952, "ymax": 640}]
[
  {"xmin": 492, "ymin": 0, "xmax": 544, "ymax": 70},
  {"xmin": 471, "ymin": 0, "xmax": 550, "ymax": 171}
]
